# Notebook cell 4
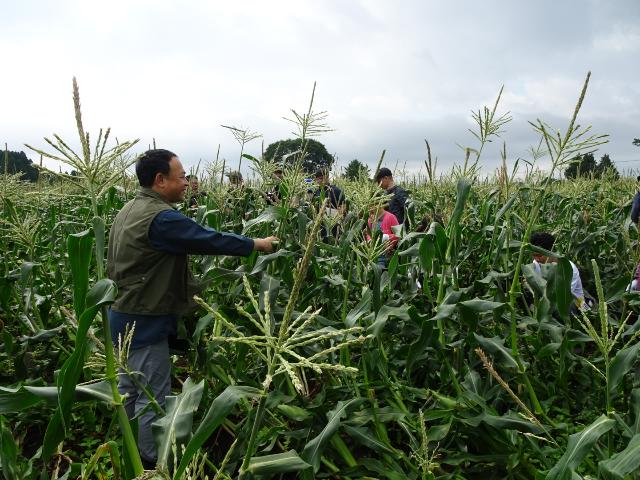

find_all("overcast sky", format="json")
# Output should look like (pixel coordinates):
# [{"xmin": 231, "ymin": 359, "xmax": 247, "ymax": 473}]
[{"xmin": 2, "ymin": 0, "xmax": 639, "ymax": 178}]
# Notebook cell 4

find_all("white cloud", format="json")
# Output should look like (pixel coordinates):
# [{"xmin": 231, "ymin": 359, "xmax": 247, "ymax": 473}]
[
  {"xmin": 2, "ymin": 0, "xmax": 639, "ymax": 176},
  {"xmin": 593, "ymin": 23, "xmax": 640, "ymax": 53}
]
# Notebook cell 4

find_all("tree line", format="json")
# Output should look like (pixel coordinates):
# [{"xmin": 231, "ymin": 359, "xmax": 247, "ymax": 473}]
[
  {"xmin": 3, "ymin": 136, "xmax": 638, "ymax": 183},
  {"xmin": 1, "ymin": 150, "xmax": 39, "ymax": 182}
]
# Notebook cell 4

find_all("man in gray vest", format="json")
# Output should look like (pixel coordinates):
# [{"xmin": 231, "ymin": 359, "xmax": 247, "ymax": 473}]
[{"xmin": 107, "ymin": 149, "xmax": 277, "ymax": 468}]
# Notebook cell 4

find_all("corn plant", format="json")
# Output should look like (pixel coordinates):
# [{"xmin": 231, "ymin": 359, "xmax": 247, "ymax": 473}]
[
  {"xmin": 22, "ymin": 77, "xmax": 144, "ymax": 475},
  {"xmin": 4, "ymin": 74, "xmax": 640, "ymax": 479}
]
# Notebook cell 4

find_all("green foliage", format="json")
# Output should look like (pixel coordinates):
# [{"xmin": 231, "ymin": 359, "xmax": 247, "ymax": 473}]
[
  {"xmin": 547, "ymin": 415, "xmax": 615, "ymax": 479},
  {"xmin": 565, "ymin": 152, "xmax": 597, "ymax": 178},
  {"xmin": 344, "ymin": 158, "xmax": 370, "ymax": 180},
  {"xmin": 596, "ymin": 153, "xmax": 620, "ymax": 178},
  {"xmin": 0, "ymin": 150, "xmax": 39, "ymax": 182},
  {"xmin": 263, "ymin": 137, "xmax": 334, "ymax": 174},
  {"xmin": 565, "ymin": 152, "xmax": 619, "ymax": 179}
]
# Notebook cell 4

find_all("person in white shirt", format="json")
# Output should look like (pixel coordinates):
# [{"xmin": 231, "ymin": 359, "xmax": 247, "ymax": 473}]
[{"xmin": 530, "ymin": 231, "xmax": 587, "ymax": 311}]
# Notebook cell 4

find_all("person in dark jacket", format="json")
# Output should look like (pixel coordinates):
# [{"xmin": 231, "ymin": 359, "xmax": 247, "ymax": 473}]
[
  {"xmin": 313, "ymin": 169, "xmax": 346, "ymax": 239},
  {"xmin": 313, "ymin": 169, "xmax": 345, "ymax": 211},
  {"xmin": 374, "ymin": 167, "xmax": 409, "ymax": 225},
  {"xmin": 631, "ymin": 176, "xmax": 640, "ymax": 224},
  {"xmin": 107, "ymin": 149, "xmax": 277, "ymax": 467},
  {"xmin": 630, "ymin": 176, "xmax": 640, "ymax": 291}
]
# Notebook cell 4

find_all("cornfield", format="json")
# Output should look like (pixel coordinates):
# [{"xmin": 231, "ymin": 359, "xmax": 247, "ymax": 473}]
[{"xmin": 2, "ymin": 74, "xmax": 640, "ymax": 480}]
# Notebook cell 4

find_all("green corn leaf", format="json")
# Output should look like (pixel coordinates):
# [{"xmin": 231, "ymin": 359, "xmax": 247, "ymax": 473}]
[
  {"xmin": 369, "ymin": 304, "xmax": 411, "ymax": 337},
  {"xmin": 246, "ymin": 450, "xmax": 311, "ymax": 475},
  {"xmin": 406, "ymin": 314, "xmax": 436, "ymax": 377},
  {"xmin": 243, "ymin": 206, "xmax": 286, "ymax": 233},
  {"xmin": 428, "ymin": 221, "xmax": 448, "ymax": 261},
  {"xmin": 42, "ymin": 279, "xmax": 116, "ymax": 462},
  {"xmin": 67, "ymin": 229, "xmax": 93, "ymax": 318},
  {"xmin": 343, "ymin": 425, "xmax": 396, "ymax": 455},
  {"xmin": 173, "ymin": 385, "xmax": 260, "ymax": 480},
  {"xmin": 0, "ymin": 387, "xmax": 42, "ymax": 414},
  {"xmin": 632, "ymin": 389, "xmax": 640, "ymax": 434},
  {"xmin": 598, "ymin": 433, "xmax": 640, "ymax": 479},
  {"xmin": 301, "ymin": 398, "xmax": 365, "ymax": 474},
  {"xmin": 277, "ymin": 404, "xmax": 313, "ymax": 422},
  {"xmin": 552, "ymin": 257, "xmax": 573, "ymax": 321},
  {"xmin": 459, "ymin": 299, "xmax": 505, "ymax": 328},
  {"xmin": 81, "ymin": 440, "xmax": 121, "ymax": 480},
  {"xmin": 494, "ymin": 192, "xmax": 518, "ymax": 223},
  {"xmin": 418, "ymin": 235, "xmax": 436, "ymax": 276},
  {"xmin": 345, "ymin": 288, "xmax": 372, "ymax": 327},
  {"xmin": 330, "ymin": 434, "xmax": 357, "ymax": 467},
  {"xmin": 522, "ymin": 263, "xmax": 547, "ymax": 297},
  {"xmin": 474, "ymin": 334, "xmax": 519, "ymax": 370},
  {"xmin": 153, "ymin": 378, "xmax": 204, "ymax": 469},
  {"xmin": 459, "ymin": 298, "xmax": 505, "ymax": 313},
  {"xmin": 448, "ymin": 177, "xmax": 472, "ymax": 237},
  {"xmin": 343, "ymin": 456, "xmax": 407, "ymax": 480},
  {"xmin": 0, "ymin": 416, "xmax": 18, "ymax": 480},
  {"xmin": 250, "ymin": 249, "xmax": 292, "ymax": 275},
  {"xmin": 546, "ymin": 414, "xmax": 615, "ymax": 480},
  {"xmin": 259, "ymin": 272, "xmax": 281, "ymax": 311},
  {"xmin": 91, "ymin": 216, "xmax": 105, "ymax": 271},
  {"xmin": 19, "ymin": 262, "xmax": 39, "ymax": 284},
  {"xmin": 0, "ymin": 381, "xmax": 113, "ymax": 414},
  {"xmin": 609, "ymin": 341, "xmax": 640, "ymax": 396},
  {"xmin": 461, "ymin": 411, "xmax": 543, "ymax": 434}
]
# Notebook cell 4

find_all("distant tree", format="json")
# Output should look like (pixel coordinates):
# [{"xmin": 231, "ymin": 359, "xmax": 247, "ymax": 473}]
[
  {"xmin": 344, "ymin": 159, "xmax": 370, "ymax": 180},
  {"xmin": 0, "ymin": 149, "xmax": 39, "ymax": 182},
  {"xmin": 565, "ymin": 153, "xmax": 597, "ymax": 179},
  {"xmin": 263, "ymin": 138, "xmax": 334, "ymax": 174},
  {"xmin": 595, "ymin": 154, "xmax": 619, "ymax": 179},
  {"xmin": 633, "ymin": 138, "xmax": 640, "ymax": 147}
]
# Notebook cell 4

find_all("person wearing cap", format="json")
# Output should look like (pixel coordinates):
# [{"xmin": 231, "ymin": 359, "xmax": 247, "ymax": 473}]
[
  {"xmin": 107, "ymin": 149, "xmax": 278, "ymax": 468},
  {"xmin": 226, "ymin": 170, "xmax": 244, "ymax": 187},
  {"xmin": 374, "ymin": 167, "xmax": 409, "ymax": 225}
]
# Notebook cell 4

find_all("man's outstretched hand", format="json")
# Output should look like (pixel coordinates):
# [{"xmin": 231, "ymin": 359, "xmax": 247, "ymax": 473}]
[{"xmin": 254, "ymin": 236, "xmax": 279, "ymax": 253}]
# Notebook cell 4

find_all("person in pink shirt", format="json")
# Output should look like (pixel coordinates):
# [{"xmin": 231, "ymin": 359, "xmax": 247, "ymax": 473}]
[{"xmin": 367, "ymin": 200, "xmax": 399, "ymax": 266}]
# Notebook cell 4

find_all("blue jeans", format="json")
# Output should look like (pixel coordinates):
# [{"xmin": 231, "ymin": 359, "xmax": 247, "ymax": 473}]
[{"xmin": 118, "ymin": 339, "xmax": 171, "ymax": 464}]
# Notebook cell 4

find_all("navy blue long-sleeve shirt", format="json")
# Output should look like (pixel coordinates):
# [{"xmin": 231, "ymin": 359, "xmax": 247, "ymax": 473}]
[
  {"xmin": 109, "ymin": 209, "xmax": 254, "ymax": 349},
  {"xmin": 386, "ymin": 185, "xmax": 408, "ymax": 225}
]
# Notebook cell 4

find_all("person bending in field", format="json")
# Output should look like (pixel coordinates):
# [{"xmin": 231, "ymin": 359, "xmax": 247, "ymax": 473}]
[
  {"xmin": 367, "ymin": 195, "xmax": 400, "ymax": 267},
  {"xmin": 529, "ymin": 231, "xmax": 587, "ymax": 311},
  {"xmin": 107, "ymin": 149, "xmax": 277, "ymax": 469},
  {"xmin": 415, "ymin": 213, "xmax": 445, "ymax": 233},
  {"xmin": 374, "ymin": 167, "xmax": 409, "ymax": 226}
]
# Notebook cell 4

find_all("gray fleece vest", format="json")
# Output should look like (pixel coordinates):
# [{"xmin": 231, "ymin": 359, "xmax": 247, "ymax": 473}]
[{"xmin": 107, "ymin": 188, "xmax": 199, "ymax": 315}]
